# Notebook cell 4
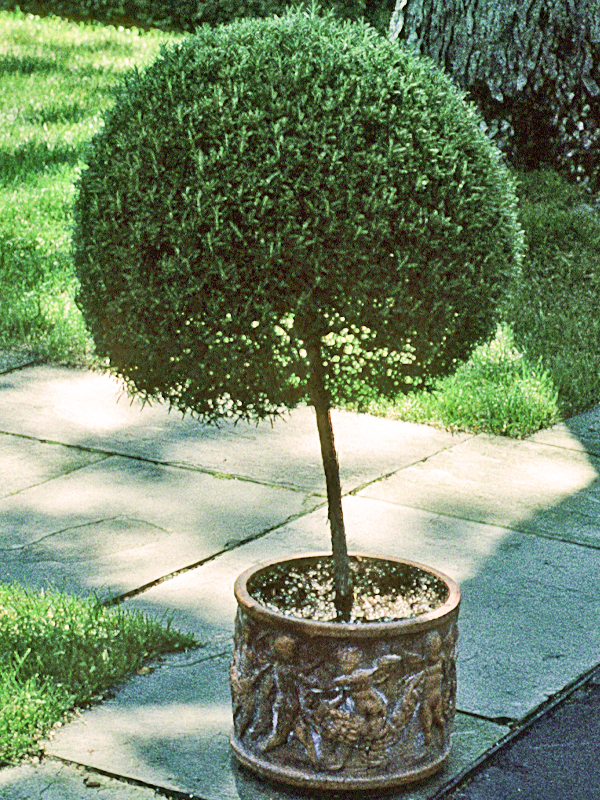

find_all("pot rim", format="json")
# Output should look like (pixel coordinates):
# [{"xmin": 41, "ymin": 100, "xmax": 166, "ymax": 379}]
[{"xmin": 234, "ymin": 551, "xmax": 460, "ymax": 638}]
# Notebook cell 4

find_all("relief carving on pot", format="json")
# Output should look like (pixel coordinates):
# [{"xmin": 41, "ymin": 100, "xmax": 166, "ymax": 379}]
[{"xmin": 230, "ymin": 609, "xmax": 458, "ymax": 777}]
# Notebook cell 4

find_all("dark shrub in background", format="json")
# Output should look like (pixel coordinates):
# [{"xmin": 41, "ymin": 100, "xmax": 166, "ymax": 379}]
[{"xmin": 0, "ymin": 0, "xmax": 376, "ymax": 31}]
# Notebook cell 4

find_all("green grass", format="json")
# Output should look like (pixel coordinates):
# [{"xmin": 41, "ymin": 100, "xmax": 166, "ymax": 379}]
[
  {"xmin": 504, "ymin": 168, "xmax": 600, "ymax": 418},
  {"xmin": 0, "ymin": 8, "xmax": 182, "ymax": 361},
  {"xmin": 0, "ymin": 582, "xmax": 196, "ymax": 765},
  {"xmin": 352, "ymin": 325, "xmax": 562, "ymax": 438},
  {"xmin": 0, "ymin": 9, "xmax": 599, "ymax": 436},
  {"xmin": 363, "ymin": 170, "xmax": 600, "ymax": 437}
]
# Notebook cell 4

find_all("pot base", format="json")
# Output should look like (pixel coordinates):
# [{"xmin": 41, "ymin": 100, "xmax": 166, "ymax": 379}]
[{"xmin": 231, "ymin": 734, "xmax": 451, "ymax": 790}]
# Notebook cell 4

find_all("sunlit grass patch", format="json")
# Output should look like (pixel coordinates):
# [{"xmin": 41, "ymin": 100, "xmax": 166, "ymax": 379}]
[
  {"xmin": 0, "ymin": 582, "xmax": 196, "ymax": 764},
  {"xmin": 0, "ymin": 8, "xmax": 181, "ymax": 361},
  {"xmin": 355, "ymin": 326, "xmax": 561, "ymax": 438}
]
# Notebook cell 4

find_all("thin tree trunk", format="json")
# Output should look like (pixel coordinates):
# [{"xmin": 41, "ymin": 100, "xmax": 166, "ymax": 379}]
[{"xmin": 306, "ymin": 340, "xmax": 353, "ymax": 621}]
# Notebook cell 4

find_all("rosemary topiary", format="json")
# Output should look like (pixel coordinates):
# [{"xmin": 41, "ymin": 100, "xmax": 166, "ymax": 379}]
[{"xmin": 74, "ymin": 7, "xmax": 523, "ymax": 615}]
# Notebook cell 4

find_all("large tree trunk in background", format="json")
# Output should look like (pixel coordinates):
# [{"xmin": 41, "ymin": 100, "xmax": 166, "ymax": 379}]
[
  {"xmin": 389, "ymin": 0, "xmax": 600, "ymax": 188},
  {"xmin": 306, "ymin": 341, "xmax": 353, "ymax": 622}
]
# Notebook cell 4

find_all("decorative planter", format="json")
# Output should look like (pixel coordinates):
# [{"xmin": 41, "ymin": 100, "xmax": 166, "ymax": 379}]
[{"xmin": 230, "ymin": 552, "xmax": 460, "ymax": 791}]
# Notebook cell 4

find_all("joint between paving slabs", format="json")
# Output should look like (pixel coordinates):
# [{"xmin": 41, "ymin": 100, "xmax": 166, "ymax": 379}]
[
  {"xmin": 456, "ymin": 709, "xmax": 517, "ymax": 729},
  {"xmin": 347, "ymin": 433, "xmax": 479, "ymax": 498},
  {"xmin": 44, "ymin": 755, "xmax": 202, "ymax": 800},
  {"xmin": 0, "ymin": 429, "xmax": 325, "ymax": 497},
  {"xmin": 102, "ymin": 501, "xmax": 328, "ymax": 606},
  {"xmin": 0, "ymin": 447, "xmax": 112, "ymax": 502},
  {"xmin": 432, "ymin": 662, "xmax": 600, "ymax": 799},
  {"xmin": 524, "ymin": 434, "xmax": 600, "ymax": 461},
  {"xmin": 351, "ymin": 486, "xmax": 600, "ymax": 554}
]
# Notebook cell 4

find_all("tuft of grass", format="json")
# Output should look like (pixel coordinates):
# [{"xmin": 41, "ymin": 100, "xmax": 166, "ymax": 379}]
[
  {"xmin": 356, "ymin": 326, "xmax": 562, "ymax": 438},
  {"xmin": 0, "ymin": 9, "xmax": 181, "ymax": 362},
  {"xmin": 0, "ymin": 582, "xmax": 196, "ymax": 765}
]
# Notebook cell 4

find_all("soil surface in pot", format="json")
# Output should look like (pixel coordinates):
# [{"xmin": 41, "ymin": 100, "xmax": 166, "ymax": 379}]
[{"xmin": 248, "ymin": 556, "xmax": 447, "ymax": 623}]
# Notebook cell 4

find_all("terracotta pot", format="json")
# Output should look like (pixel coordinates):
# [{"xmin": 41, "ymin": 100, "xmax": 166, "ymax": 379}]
[{"xmin": 230, "ymin": 552, "xmax": 460, "ymax": 791}]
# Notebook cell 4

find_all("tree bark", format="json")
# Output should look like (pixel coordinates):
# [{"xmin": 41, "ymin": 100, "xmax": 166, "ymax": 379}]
[
  {"xmin": 390, "ymin": 0, "xmax": 600, "ymax": 97},
  {"xmin": 306, "ymin": 341, "xmax": 353, "ymax": 621},
  {"xmin": 389, "ymin": 0, "xmax": 600, "ymax": 183}
]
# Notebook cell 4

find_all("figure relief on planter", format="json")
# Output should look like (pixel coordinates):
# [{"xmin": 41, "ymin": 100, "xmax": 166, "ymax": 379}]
[
  {"xmin": 231, "ymin": 611, "xmax": 458, "ymax": 775},
  {"xmin": 231, "ymin": 614, "xmax": 321, "ymax": 765},
  {"xmin": 230, "ymin": 612, "xmax": 272, "ymax": 741},
  {"xmin": 392, "ymin": 624, "xmax": 459, "ymax": 757},
  {"xmin": 310, "ymin": 645, "xmax": 404, "ymax": 772}
]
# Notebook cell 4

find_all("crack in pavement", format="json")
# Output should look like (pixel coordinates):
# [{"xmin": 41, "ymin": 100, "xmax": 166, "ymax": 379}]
[
  {"xmin": 0, "ymin": 515, "xmax": 175, "ymax": 552},
  {"xmin": 102, "ymin": 502, "xmax": 328, "ymax": 606}
]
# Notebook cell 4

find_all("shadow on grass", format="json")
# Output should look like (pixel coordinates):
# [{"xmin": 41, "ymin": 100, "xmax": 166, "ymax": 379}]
[
  {"xmin": 0, "ymin": 140, "xmax": 81, "ymax": 183},
  {"xmin": 0, "ymin": 54, "xmax": 59, "ymax": 75}
]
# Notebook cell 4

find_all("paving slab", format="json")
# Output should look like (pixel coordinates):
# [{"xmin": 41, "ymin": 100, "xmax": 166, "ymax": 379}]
[
  {"xmin": 0, "ymin": 455, "xmax": 320, "ymax": 598},
  {"xmin": 359, "ymin": 434, "xmax": 600, "ymax": 548},
  {"xmin": 0, "ymin": 434, "xmax": 107, "ymax": 498},
  {"xmin": 3, "ymin": 363, "xmax": 600, "ymax": 799},
  {"xmin": 0, "ymin": 364, "xmax": 470, "ymax": 492},
  {"xmin": 530, "ymin": 402, "xmax": 600, "ymax": 456},
  {"xmin": 47, "ymin": 649, "xmax": 508, "ymax": 800},
  {"xmin": 0, "ymin": 346, "xmax": 41, "ymax": 375},
  {"xmin": 443, "ymin": 667, "xmax": 600, "ymax": 800},
  {"xmin": 126, "ymin": 497, "xmax": 600, "ymax": 721},
  {"xmin": 0, "ymin": 760, "xmax": 162, "ymax": 800}
]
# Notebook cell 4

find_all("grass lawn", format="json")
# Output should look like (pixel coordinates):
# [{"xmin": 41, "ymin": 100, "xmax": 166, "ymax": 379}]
[
  {"xmin": 0, "ymin": 9, "xmax": 182, "ymax": 361},
  {"xmin": 355, "ymin": 324, "xmax": 561, "ymax": 437},
  {"xmin": 0, "ymin": 7, "xmax": 599, "ymax": 438},
  {"xmin": 0, "ymin": 582, "xmax": 196, "ymax": 765}
]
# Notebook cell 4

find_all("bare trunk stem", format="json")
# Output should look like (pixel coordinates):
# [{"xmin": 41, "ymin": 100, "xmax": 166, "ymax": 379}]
[{"xmin": 306, "ymin": 340, "xmax": 352, "ymax": 621}]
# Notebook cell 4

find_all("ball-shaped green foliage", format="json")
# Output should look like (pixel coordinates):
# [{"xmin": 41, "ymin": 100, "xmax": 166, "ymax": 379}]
[{"xmin": 74, "ymin": 8, "xmax": 523, "ymax": 423}]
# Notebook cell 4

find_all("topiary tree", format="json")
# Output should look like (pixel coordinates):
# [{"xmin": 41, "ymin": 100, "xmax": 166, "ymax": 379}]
[{"xmin": 74, "ymin": 6, "xmax": 523, "ymax": 619}]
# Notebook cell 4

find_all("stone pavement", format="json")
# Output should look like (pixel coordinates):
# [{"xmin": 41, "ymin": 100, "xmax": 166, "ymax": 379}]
[
  {"xmin": 1, "ymin": 361, "xmax": 600, "ymax": 799},
  {"xmin": 441, "ymin": 663, "xmax": 600, "ymax": 800}
]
